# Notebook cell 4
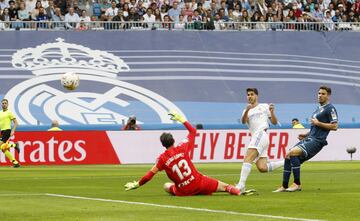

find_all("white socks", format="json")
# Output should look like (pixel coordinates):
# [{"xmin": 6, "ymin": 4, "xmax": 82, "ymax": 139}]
[
  {"xmin": 237, "ymin": 162, "xmax": 252, "ymax": 191},
  {"xmin": 267, "ymin": 160, "xmax": 284, "ymax": 172}
]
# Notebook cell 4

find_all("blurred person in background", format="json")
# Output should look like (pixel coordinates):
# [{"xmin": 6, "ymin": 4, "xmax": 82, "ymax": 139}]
[
  {"xmin": 122, "ymin": 115, "xmax": 141, "ymax": 130},
  {"xmin": 48, "ymin": 120, "xmax": 62, "ymax": 131},
  {"xmin": 292, "ymin": 118, "xmax": 305, "ymax": 129}
]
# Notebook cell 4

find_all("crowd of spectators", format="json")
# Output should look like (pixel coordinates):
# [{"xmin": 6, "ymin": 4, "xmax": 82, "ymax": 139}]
[{"xmin": 0, "ymin": 0, "xmax": 359, "ymax": 30}]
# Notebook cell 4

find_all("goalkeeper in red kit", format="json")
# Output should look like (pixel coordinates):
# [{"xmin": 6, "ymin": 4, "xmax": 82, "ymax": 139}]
[{"xmin": 124, "ymin": 111, "xmax": 243, "ymax": 196}]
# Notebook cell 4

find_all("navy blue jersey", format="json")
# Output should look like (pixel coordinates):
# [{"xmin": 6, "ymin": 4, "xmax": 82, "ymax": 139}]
[{"xmin": 309, "ymin": 103, "xmax": 338, "ymax": 143}]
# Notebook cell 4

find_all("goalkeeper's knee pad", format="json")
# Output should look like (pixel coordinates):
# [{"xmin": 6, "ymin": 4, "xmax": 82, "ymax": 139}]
[{"xmin": 1, "ymin": 143, "xmax": 10, "ymax": 152}]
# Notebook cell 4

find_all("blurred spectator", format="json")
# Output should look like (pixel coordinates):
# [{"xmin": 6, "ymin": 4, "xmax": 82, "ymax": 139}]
[
  {"xmin": 73, "ymin": 1, "xmax": 83, "ymax": 16},
  {"xmin": 196, "ymin": 124, "xmax": 204, "ymax": 129},
  {"xmin": 31, "ymin": 1, "xmax": 43, "ymax": 21},
  {"xmin": 352, "ymin": 16, "xmax": 360, "ymax": 31},
  {"xmin": 168, "ymin": 1, "xmax": 180, "ymax": 22},
  {"xmin": 190, "ymin": 0, "xmax": 197, "ymax": 11},
  {"xmin": 90, "ymin": 15, "xmax": 103, "ymax": 29},
  {"xmin": 0, "ymin": 0, "xmax": 9, "ymax": 10},
  {"xmin": 25, "ymin": 0, "xmax": 36, "ymax": 12},
  {"xmin": 137, "ymin": 1, "xmax": 146, "ymax": 16},
  {"xmin": 122, "ymin": 115, "xmax": 141, "ymax": 130},
  {"xmin": 93, "ymin": 0, "xmax": 102, "ymax": 18},
  {"xmin": 312, "ymin": 4, "xmax": 324, "ymax": 21},
  {"xmin": 40, "ymin": 0, "xmax": 48, "ymax": 8},
  {"xmin": 328, "ymin": 3, "xmax": 335, "ymax": 17},
  {"xmin": 0, "ymin": 8, "xmax": 11, "ymax": 29},
  {"xmin": 105, "ymin": 0, "xmax": 118, "ymax": 21},
  {"xmin": 201, "ymin": 0, "xmax": 211, "ymax": 10},
  {"xmin": 153, "ymin": 7, "xmax": 161, "ymax": 22},
  {"xmin": 356, "ymin": 0, "xmax": 360, "ymax": 14},
  {"xmin": 256, "ymin": 15, "xmax": 267, "ymax": 30},
  {"xmin": 36, "ymin": 6, "xmax": 49, "ymax": 28},
  {"xmin": 129, "ymin": 0, "xmax": 137, "ymax": 9},
  {"xmin": 291, "ymin": 118, "xmax": 305, "ymax": 129},
  {"xmin": 185, "ymin": 13, "xmax": 194, "ymax": 29},
  {"xmin": 332, "ymin": 9, "xmax": 340, "ymax": 22},
  {"xmin": 213, "ymin": 13, "xmax": 225, "ymax": 30},
  {"xmin": 126, "ymin": 7, "xmax": 141, "ymax": 29},
  {"xmin": 184, "ymin": 2, "xmax": 193, "ymax": 17},
  {"xmin": 121, "ymin": 3, "xmax": 130, "ymax": 19},
  {"xmin": 338, "ymin": 14, "xmax": 352, "ymax": 30},
  {"xmin": 45, "ymin": 0, "xmax": 56, "ymax": 20},
  {"xmin": 174, "ymin": 13, "xmax": 185, "ymax": 29},
  {"xmin": 48, "ymin": 120, "xmax": 62, "ymax": 131},
  {"xmin": 51, "ymin": 7, "xmax": 65, "ymax": 30},
  {"xmin": 202, "ymin": 14, "xmax": 215, "ymax": 30},
  {"xmin": 162, "ymin": 14, "xmax": 172, "ymax": 29},
  {"xmin": 17, "ymin": 2, "xmax": 31, "ymax": 28},
  {"xmin": 160, "ymin": 4, "xmax": 168, "ymax": 20},
  {"xmin": 142, "ymin": 8, "xmax": 155, "ymax": 28},
  {"xmin": 218, "ymin": 8, "xmax": 228, "ymax": 21},
  {"xmin": 65, "ymin": 7, "xmax": 80, "ymax": 29},
  {"xmin": 100, "ymin": 0, "xmax": 112, "ymax": 14},
  {"xmin": 112, "ymin": 9, "xmax": 126, "ymax": 29},
  {"xmin": 323, "ymin": 10, "xmax": 334, "ymax": 31},
  {"xmin": 8, "ymin": 0, "xmax": 18, "ymax": 21},
  {"xmin": 76, "ymin": 19, "xmax": 88, "ymax": 30},
  {"xmin": 78, "ymin": 10, "xmax": 90, "ymax": 25}
]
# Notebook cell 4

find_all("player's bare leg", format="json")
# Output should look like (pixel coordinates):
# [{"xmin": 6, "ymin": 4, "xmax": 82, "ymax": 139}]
[
  {"xmin": 256, "ymin": 157, "xmax": 284, "ymax": 173},
  {"xmin": 217, "ymin": 181, "xmax": 240, "ymax": 195},
  {"xmin": 163, "ymin": 182, "xmax": 174, "ymax": 194},
  {"xmin": 236, "ymin": 148, "xmax": 258, "ymax": 192}
]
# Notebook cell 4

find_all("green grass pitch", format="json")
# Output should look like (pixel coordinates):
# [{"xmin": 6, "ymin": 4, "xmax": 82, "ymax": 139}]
[{"xmin": 0, "ymin": 161, "xmax": 359, "ymax": 221}]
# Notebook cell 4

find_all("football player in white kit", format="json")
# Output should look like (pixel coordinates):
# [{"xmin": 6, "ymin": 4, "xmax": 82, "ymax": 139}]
[{"xmin": 236, "ymin": 88, "xmax": 284, "ymax": 194}]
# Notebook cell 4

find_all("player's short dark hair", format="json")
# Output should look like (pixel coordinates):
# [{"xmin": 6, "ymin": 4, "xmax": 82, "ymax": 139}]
[
  {"xmin": 319, "ymin": 85, "xmax": 332, "ymax": 95},
  {"xmin": 1, "ymin": 99, "xmax": 8, "ymax": 103},
  {"xmin": 246, "ymin": 88, "xmax": 258, "ymax": 95},
  {"xmin": 292, "ymin": 118, "xmax": 299, "ymax": 122},
  {"xmin": 160, "ymin": 132, "xmax": 174, "ymax": 148}
]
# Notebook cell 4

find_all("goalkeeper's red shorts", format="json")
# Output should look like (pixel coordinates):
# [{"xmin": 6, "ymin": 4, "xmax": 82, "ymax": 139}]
[{"xmin": 169, "ymin": 175, "xmax": 218, "ymax": 196}]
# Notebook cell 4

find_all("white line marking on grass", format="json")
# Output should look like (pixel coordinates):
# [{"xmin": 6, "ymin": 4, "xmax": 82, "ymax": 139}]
[{"xmin": 46, "ymin": 193, "xmax": 323, "ymax": 221}]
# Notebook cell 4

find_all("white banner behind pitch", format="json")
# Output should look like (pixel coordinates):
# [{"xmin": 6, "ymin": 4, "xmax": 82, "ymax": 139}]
[{"xmin": 107, "ymin": 129, "xmax": 360, "ymax": 164}]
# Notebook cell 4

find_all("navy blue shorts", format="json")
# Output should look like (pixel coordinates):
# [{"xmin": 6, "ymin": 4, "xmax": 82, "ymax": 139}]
[{"xmin": 293, "ymin": 138, "xmax": 326, "ymax": 163}]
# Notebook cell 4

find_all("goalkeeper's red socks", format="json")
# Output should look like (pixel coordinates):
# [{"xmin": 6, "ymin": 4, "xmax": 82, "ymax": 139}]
[{"xmin": 226, "ymin": 185, "xmax": 240, "ymax": 195}]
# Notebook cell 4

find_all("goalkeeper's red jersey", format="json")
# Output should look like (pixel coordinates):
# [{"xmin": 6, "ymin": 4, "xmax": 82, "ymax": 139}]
[{"xmin": 156, "ymin": 122, "xmax": 203, "ymax": 194}]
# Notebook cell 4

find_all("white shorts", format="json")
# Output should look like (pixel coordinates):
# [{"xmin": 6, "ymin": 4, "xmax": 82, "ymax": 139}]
[{"xmin": 247, "ymin": 130, "xmax": 269, "ymax": 159}]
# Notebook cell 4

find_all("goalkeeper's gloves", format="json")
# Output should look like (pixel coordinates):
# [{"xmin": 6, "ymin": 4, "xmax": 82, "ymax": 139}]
[
  {"xmin": 168, "ymin": 111, "xmax": 186, "ymax": 123},
  {"xmin": 124, "ymin": 181, "xmax": 140, "ymax": 191}
]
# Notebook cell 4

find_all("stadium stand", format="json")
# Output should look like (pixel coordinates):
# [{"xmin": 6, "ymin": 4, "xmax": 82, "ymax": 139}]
[{"xmin": 0, "ymin": 0, "xmax": 359, "ymax": 31}]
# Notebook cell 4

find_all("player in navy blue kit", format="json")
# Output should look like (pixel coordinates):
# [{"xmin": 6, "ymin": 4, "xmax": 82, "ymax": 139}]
[{"xmin": 274, "ymin": 86, "xmax": 338, "ymax": 192}]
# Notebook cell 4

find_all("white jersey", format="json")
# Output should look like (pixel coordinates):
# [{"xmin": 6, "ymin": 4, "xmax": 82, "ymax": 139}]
[{"xmin": 243, "ymin": 103, "xmax": 271, "ymax": 134}]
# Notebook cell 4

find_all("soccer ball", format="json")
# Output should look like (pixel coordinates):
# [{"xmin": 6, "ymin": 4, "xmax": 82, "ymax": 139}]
[{"xmin": 61, "ymin": 72, "xmax": 80, "ymax": 90}]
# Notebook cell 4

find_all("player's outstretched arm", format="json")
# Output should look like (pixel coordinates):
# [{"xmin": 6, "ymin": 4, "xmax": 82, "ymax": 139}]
[
  {"xmin": 168, "ymin": 110, "xmax": 186, "ymax": 123},
  {"xmin": 168, "ymin": 110, "xmax": 196, "ymax": 135},
  {"xmin": 124, "ymin": 165, "xmax": 159, "ymax": 191}
]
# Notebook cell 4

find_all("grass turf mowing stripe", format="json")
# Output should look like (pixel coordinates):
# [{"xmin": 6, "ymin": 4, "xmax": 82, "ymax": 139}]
[
  {"xmin": 0, "ymin": 193, "xmax": 45, "ymax": 197},
  {"xmin": 46, "ymin": 193, "xmax": 323, "ymax": 221}
]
